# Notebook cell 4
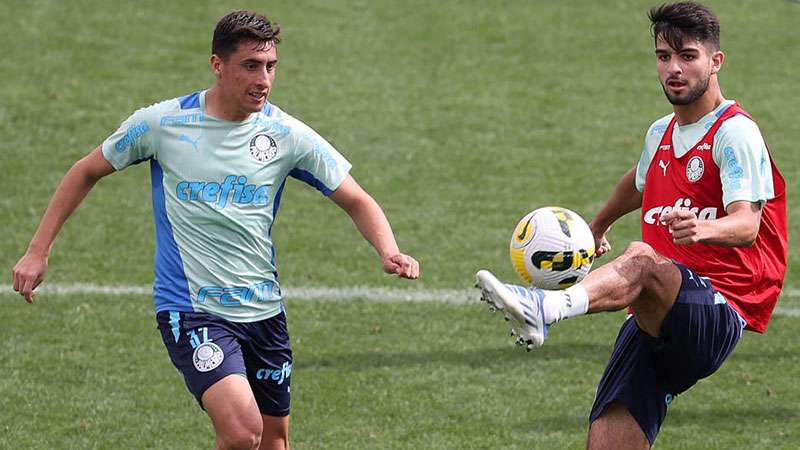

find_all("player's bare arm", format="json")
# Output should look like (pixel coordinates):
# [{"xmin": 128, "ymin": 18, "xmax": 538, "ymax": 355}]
[
  {"xmin": 589, "ymin": 166, "xmax": 644, "ymax": 257},
  {"xmin": 328, "ymin": 175, "xmax": 420, "ymax": 279},
  {"xmin": 661, "ymin": 200, "xmax": 762, "ymax": 247},
  {"xmin": 12, "ymin": 147, "xmax": 115, "ymax": 303}
]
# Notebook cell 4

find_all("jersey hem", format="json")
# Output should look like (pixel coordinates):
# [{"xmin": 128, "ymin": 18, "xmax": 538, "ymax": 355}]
[{"xmin": 190, "ymin": 302, "xmax": 286, "ymax": 323}]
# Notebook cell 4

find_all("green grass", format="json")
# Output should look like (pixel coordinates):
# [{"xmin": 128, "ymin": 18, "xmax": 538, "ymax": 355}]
[
  {"xmin": 1, "ymin": 296, "xmax": 798, "ymax": 449},
  {"xmin": 1, "ymin": 0, "xmax": 798, "ymax": 448}
]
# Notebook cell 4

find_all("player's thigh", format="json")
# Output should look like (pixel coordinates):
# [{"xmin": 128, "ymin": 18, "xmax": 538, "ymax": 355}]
[
  {"xmin": 588, "ymin": 402, "xmax": 650, "ymax": 450},
  {"xmin": 259, "ymin": 415, "xmax": 289, "ymax": 450},
  {"xmin": 241, "ymin": 311, "xmax": 293, "ymax": 417},
  {"xmin": 156, "ymin": 311, "xmax": 261, "ymax": 446},
  {"xmin": 203, "ymin": 374, "xmax": 263, "ymax": 448}
]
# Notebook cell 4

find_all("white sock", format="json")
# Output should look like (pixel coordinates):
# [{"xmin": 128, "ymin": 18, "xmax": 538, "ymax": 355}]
[{"xmin": 541, "ymin": 284, "xmax": 589, "ymax": 325}]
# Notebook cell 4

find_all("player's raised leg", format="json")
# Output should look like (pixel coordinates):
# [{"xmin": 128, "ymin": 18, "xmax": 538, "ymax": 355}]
[
  {"xmin": 203, "ymin": 375, "xmax": 265, "ymax": 450},
  {"xmin": 579, "ymin": 241, "xmax": 682, "ymax": 336},
  {"xmin": 476, "ymin": 241, "xmax": 683, "ymax": 346}
]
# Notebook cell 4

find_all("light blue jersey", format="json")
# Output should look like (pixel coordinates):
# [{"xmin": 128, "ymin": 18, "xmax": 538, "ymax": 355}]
[{"xmin": 102, "ymin": 90, "xmax": 351, "ymax": 322}]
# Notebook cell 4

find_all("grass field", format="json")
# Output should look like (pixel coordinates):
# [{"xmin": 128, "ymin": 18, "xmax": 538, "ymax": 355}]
[{"xmin": 1, "ymin": 0, "xmax": 798, "ymax": 448}]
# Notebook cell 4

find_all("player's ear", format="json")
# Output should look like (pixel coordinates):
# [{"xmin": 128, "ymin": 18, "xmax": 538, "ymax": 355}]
[
  {"xmin": 710, "ymin": 50, "xmax": 724, "ymax": 75},
  {"xmin": 210, "ymin": 54, "xmax": 223, "ymax": 78}
]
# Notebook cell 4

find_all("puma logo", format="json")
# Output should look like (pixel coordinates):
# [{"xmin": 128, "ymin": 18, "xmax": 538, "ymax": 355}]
[
  {"xmin": 179, "ymin": 133, "xmax": 200, "ymax": 152},
  {"xmin": 658, "ymin": 160, "xmax": 670, "ymax": 176}
]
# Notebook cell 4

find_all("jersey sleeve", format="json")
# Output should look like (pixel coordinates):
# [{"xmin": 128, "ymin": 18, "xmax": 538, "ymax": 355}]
[
  {"xmin": 712, "ymin": 116, "xmax": 775, "ymax": 208},
  {"xmin": 289, "ymin": 121, "xmax": 352, "ymax": 196},
  {"xmin": 101, "ymin": 106, "xmax": 159, "ymax": 170},
  {"xmin": 635, "ymin": 118, "xmax": 670, "ymax": 192}
]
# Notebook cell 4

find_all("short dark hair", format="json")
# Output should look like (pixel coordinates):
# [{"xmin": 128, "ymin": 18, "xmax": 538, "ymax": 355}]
[
  {"xmin": 212, "ymin": 11, "xmax": 281, "ymax": 59},
  {"xmin": 648, "ymin": 2, "xmax": 720, "ymax": 51}
]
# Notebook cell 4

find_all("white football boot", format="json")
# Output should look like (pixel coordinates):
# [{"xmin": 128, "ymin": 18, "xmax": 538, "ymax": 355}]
[{"xmin": 475, "ymin": 269, "xmax": 548, "ymax": 351}]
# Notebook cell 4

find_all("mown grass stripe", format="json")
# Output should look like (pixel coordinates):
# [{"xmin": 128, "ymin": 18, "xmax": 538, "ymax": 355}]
[{"xmin": 2, "ymin": 284, "xmax": 798, "ymax": 315}]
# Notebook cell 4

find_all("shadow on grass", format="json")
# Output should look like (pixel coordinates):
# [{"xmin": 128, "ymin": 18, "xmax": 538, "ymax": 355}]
[
  {"xmin": 665, "ymin": 405, "xmax": 799, "ymax": 426},
  {"xmin": 505, "ymin": 405, "xmax": 800, "ymax": 442},
  {"xmin": 300, "ymin": 341, "xmax": 612, "ymax": 370},
  {"xmin": 729, "ymin": 349, "xmax": 800, "ymax": 362},
  {"xmin": 514, "ymin": 412, "xmax": 589, "ymax": 434}
]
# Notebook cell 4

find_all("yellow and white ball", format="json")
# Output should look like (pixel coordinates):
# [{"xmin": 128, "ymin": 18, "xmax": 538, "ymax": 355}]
[{"xmin": 510, "ymin": 206, "xmax": 595, "ymax": 289}]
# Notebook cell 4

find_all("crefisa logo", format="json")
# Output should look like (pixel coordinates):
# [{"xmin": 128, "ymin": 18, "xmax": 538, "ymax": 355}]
[
  {"xmin": 250, "ymin": 133, "xmax": 278, "ymax": 162},
  {"xmin": 644, "ymin": 197, "xmax": 718, "ymax": 225}
]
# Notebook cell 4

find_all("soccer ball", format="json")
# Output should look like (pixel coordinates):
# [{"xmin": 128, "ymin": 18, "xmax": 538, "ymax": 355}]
[{"xmin": 509, "ymin": 206, "xmax": 596, "ymax": 289}]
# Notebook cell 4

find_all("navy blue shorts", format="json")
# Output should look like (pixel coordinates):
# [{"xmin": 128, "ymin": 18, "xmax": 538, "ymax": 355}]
[
  {"xmin": 589, "ymin": 263, "xmax": 745, "ymax": 445},
  {"xmin": 156, "ymin": 310, "xmax": 293, "ymax": 416}
]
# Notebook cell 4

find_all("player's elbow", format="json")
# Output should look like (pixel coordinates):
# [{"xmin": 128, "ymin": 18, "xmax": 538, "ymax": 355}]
[
  {"xmin": 345, "ymin": 193, "xmax": 379, "ymax": 218},
  {"xmin": 68, "ymin": 159, "xmax": 102, "ymax": 186},
  {"xmin": 738, "ymin": 223, "xmax": 760, "ymax": 247},
  {"xmin": 742, "ymin": 232, "xmax": 758, "ymax": 247},
  {"xmin": 332, "ymin": 186, "xmax": 377, "ymax": 216},
  {"xmin": 69, "ymin": 149, "xmax": 115, "ymax": 184}
]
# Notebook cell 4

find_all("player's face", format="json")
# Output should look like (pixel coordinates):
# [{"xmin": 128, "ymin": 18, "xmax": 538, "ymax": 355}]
[
  {"xmin": 655, "ymin": 37, "xmax": 722, "ymax": 106},
  {"xmin": 212, "ymin": 40, "xmax": 278, "ymax": 117}
]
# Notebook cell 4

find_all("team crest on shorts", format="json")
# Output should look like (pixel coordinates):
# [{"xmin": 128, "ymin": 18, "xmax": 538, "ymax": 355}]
[
  {"xmin": 249, "ymin": 133, "xmax": 278, "ymax": 162},
  {"xmin": 686, "ymin": 156, "xmax": 704, "ymax": 182},
  {"xmin": 193, "ymin": 341, "xmax": 224, "ymax": 372}
]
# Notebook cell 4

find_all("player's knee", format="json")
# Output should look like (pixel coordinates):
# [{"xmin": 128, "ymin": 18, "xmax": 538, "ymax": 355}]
[
  {"xmin": 218, "ymin": 425, "xmax": 262, "ymax": 450},
  {"xmin": 622, "ymin": 241, "xmax": 657, "ymax": 262},
  {"xmin": 621, "ymin": 242, "xmax": 665, "ymax": 278}
]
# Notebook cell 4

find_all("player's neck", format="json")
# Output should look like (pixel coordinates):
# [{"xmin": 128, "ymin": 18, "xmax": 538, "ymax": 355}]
[
  {"xmin": 672, "ymin": 80, "xmax": 725, "ymax": 126},
  {"xmin": 205, "ymin": 86, "xmax": 251, "ymax": 122}
]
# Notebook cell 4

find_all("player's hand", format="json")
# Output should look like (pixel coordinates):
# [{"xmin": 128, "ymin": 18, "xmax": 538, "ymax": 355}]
[
  {"xmin": 12, "ymin": 252, "xmax": 49, "ymax": 303},
  {"xmin": 382, "ymin": 253, "xmax": 420, "ymax": 279},
  {"xmin": 660, "ymin": 209, "xmax": 705, "ymax": 245},
  {"xmin": 589, "ymin": 222, "xmax": 611, "ymax": 258}
]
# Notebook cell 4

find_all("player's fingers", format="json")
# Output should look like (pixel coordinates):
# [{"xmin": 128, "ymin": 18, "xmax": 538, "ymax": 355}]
[
  {"xmin": 673, "ymin": 236, "xmax": 692, "ymax": 246},
  {"xmin": 669, "ymin": 220, "xmax": 697, "ymax": 235},
  {"xmin": 383, "ymin": 257, "xmax": 401, "ymax": 275},
  {"xmin": 660, "ymin": 210, "xmax": 681, "ymax": 224},
  {"xmin": 20, "ymin": 277, "xmax": 36, "ymax": 304},
  {"xmin": 407, "ymin": 259, "xmax": 419, "ymax": 279},
  {"xmin": 596, "ymin": 240, "xmax": 610, "ymax": 257},
  {"xmin": 398, "ymin": 257, "xmax": 413, "ymax": 277},
  {"xmin": 672, "ymin": 229, "xmax": 697, "ymax": 245},
  {"xmin": 12, "ymin": 269, "xmax": 20, "ymax": 293}
]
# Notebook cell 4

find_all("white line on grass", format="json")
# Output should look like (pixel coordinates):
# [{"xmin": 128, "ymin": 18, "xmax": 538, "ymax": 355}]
[{"xmin": 1, "ymin": 284, "xmax": 798, "ymax": 316}]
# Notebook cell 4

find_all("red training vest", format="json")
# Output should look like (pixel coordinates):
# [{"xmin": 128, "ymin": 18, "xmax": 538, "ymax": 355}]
[{"xmin": 641, "ymin": 103, "xmax": 787, "ymax": 333}]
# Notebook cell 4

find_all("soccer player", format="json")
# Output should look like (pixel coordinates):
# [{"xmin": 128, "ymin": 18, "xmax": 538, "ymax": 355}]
[
  {"xmin": 474, "ymin": 2, "xmax": 786, "ymax": 448},
  {"xmin": 11, "ymin": 11, "xmax": 419, "ymax": 450}
]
